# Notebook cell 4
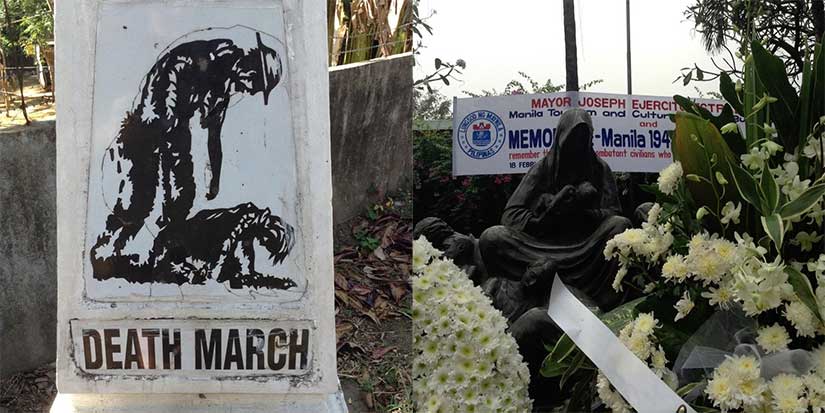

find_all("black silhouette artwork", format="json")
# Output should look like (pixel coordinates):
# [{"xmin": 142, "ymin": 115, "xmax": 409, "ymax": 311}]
[{"xmin": 90, "ymin": 29, "xmax": 297, "ymax": 290}]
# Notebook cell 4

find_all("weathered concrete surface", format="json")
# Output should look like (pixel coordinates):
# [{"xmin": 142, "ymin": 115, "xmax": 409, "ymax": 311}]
[
  {"xmin": 0, "ymin": 54, "xmax": 412, "ymax": 377},
  {"xmin": 0, "ymin": 121, "xmax": 57, "ymax": 377},
  {"xmin": 329, "ymin": 53, "xmax": 413, "ymax": 225}
]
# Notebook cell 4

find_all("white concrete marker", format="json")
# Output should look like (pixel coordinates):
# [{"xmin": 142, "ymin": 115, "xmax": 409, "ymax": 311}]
[{"xmin": 53, "ymin": 1, "xmax": 345, "ymax": 411}]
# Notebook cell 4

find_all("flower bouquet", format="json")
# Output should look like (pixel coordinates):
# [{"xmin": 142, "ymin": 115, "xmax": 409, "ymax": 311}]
[
  {"xmin": 542, "ymin": 39, "xmax": 825, "ymax": 412},
  {"xmin": 412, "ymin": 237, "xmax": 533, "ymax": 413}
]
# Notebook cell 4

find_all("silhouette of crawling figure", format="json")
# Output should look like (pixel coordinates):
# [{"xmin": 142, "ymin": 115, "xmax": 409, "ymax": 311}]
[{"xmin": 91, "ymin": 30, "xmax": 296, "ymax": 289}]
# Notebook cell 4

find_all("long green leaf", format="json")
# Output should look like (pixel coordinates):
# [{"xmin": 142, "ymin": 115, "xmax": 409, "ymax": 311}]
[
  {"xmin": 600, "ymin": 296, "xmax": 647, "ymax": 333},
  {"xmin": 719, "ymin": 72, "xmax": 743, "ymax": 116},
  {"xmin": 786, "ymin": 267, "xmax": 824, "ymax": 325},
  {"xmin": 743, "ymin": 56, "xmax": 764, "ymax": 147},
  {"xmin": 673, "ymin": 112, "xmax": 737, "ymax": 209},
  {"xmin": 751, "ymin": 40, "xmax": 799, "ymax": 149},
  {"xmin": 559, "ymin": 352, "xmax": 586, "ymax": 389},
  {"xmin": 760, "ymin": 163, "xmax": 780, "ymax": 214},
  {"xmin": 677, "ymin": 382, "xmax": 703, "ymax": 398},
  {"xmin": 761, "ymin": 213, "xmax": 784, "ymax": 250},
  {"xmin": 798, "ymin": 47, "xmax": 814, "ymax": 149},
  {"xmin": 800, "ymin": 42, "xmax": 825, "ymax": 177},
  {"xmin": 730, "ymin": 163, "xmax": 764, "ymax": 214},
  {"xmin": 540, "ymin": 334, "xmax": 577, "ymax": 378},
  {"xmin": 674, "ymin": 95, "xmax": 745, "ymax": 155},
  {"xmin": 778, "ymin": 184, "xmax": 825, "ymax": 220},
  {"xmin": 539, "ymin": 355, "xmax": 568, "ymax": 378}
]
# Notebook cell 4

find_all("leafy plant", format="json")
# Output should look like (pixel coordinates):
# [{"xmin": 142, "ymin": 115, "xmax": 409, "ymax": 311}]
[
  {"xmin": 355, "ymin": 231, "xmax": 380, "ymax": 251},
  {"xmin": 328, "ymin": 0, "xmax": 412, "ymax": 66},
  {"xmin": 413, "ymin": 128, "xmax": 521, "ymax": 236}
]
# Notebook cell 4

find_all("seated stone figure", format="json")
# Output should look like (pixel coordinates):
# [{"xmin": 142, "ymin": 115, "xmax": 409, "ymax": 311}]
[
  {"xmin": 480, "ymin": 108, "xmax": 632, "ymax": 312},
  {"xmin": 478, "ymin": 108, "xmax": 634, "ymax": 404}
]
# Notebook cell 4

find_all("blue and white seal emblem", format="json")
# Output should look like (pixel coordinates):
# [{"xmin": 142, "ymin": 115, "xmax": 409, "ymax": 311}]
[{"xmin": 457, "ymin": 110, "xmax": 506, "ymax": 159}]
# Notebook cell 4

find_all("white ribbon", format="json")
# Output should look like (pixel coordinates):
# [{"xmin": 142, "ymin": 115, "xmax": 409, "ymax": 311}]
[{"xmin": 546, "ymin": 274, "xmax": 696, "ymax": 413}]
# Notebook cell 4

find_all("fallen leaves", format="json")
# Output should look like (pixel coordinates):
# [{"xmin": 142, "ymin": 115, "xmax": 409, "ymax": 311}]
[
  {"xmin": 334, "ymin": 208, "xmax": 412, "ymax": 413},
  {"xmin": 334, "ymin": 212, "xmax": 412, "ymax": 326}
]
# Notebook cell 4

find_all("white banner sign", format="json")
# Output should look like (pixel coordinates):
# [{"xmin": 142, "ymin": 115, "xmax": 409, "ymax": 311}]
[{"xmin": 452, "ymin": 91, "xmax": 730, "ymax": 176}]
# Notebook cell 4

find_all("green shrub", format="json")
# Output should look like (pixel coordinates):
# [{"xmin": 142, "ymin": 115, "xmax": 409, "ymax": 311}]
[{"xmin": 413, "ymin": 128, "xmax": 521, "ymax": 236}]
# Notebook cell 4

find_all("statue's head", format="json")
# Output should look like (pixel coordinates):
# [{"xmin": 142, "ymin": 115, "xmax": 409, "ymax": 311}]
[
  {"xmin": 233, "ymin": 32, "xmax": 282, "ymax": 104},
  {"xmin": 413, "ymin": 217, "xmax": 455, "ymax": 248},
  {"xmin": 552, "ymin": 108, "xmax": 597, "ymax": 183},
  {"xmin": 556, "ymin": 108, "xmax": 593, "ymax": 155}
]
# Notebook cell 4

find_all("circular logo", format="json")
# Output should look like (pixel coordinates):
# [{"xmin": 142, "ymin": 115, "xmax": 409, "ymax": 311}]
[{"xmin": 457, "ymin": 110, "xmax": 506, "ymax": 159}]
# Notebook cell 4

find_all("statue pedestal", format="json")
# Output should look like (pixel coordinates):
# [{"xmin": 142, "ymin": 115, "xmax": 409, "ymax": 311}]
[{"xmin": 51, "ymin": 388, "xmax": 348, "ymax": 413}]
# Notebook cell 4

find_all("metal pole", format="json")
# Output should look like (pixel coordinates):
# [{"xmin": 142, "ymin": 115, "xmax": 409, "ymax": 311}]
[
  {"xmin": 563, "ymin": 0, "xmax": 579, "ymax": 91},
  {"xmin": 626, "ymin": 0, "xmax": 632, "ymax": 94}
]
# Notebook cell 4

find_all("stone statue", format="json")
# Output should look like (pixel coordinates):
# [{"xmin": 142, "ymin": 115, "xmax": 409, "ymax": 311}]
[
  {"xmin": 420, "ymin": 109, "xmax": 637, "ymax": 406},
  {"xmin": 479, "ymin": 108, "xmax": 633, "ymax": 313},
  {"xmin": 412, "ymin": 217, "xmax": 488, "ymax": 285}
]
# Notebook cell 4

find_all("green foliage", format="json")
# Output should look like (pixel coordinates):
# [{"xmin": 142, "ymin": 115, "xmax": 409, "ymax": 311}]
[
  {"xmin": 1, "ymin": 0, "xmax": 52, "ymax": 56},
  {"xmin": 354, "ymin": 231, "xmax": 380, "ymax": 252},
  {"xmin": 413, "ymin": 128, "xmax": 520, "ymax": 235},
  {"xmin": 786, "ymin": 266, "xmax": 824, "ymax": 324},
  {"xmin": 682, "ymin": 0, "xmax": 825, "ymax": 84},
  {"xmin": 672, "ymin": 111, "xmax": 738, "ymax": 213},
  {"xmin": 413, "ymin": 89, "xmax": 451, "ymax": 120},
  {"xmin": 463, "ymin": 72, "xmax": 602, "ymax": 98},
  {"xmin": 675, "ymin": 37, "xmax": 825, "ymax": 251}
]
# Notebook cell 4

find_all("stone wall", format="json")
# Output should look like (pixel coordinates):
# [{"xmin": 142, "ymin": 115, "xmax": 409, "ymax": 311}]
[
  {"xmin": 328, "ymin": 53, "xmax": 413, "ymax": 224},
  {"xmin": 0, "ymin": 121, "xmax": 57, "ymax": 377}
]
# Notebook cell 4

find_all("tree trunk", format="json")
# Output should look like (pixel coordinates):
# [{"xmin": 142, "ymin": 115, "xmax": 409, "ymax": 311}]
[
  {"xmin": 0, "ymin": 48, "xmax": 10, "ymax": 116},
  {"xmin": 327, "ymin": 0, "xmax": 336, "ymax": 65},
  {"xmin": 562, "ymin": 0, "xmax": 578, "ymax": 92},
  {"xmin": 2, "ymin": 0, "xmax": 29, "ymax": 124}
]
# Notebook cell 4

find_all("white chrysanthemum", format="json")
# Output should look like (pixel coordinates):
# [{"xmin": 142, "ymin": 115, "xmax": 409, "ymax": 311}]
[
  {"xmin": 674, "ymin": 291, "xmax": 694, "ymax": 321},
  {"xmin": 811, "ymin": 345, "xmax": 825, "ymax": 377},
  {"xmin": 597, "ymin": 313, "xmax": 671, "ymax": 411},
  {"xmin": 720, "ymin": 201, "xmax": 742, "ymax": 225},
  {"xmin": 605, "ymin": 221, "xmax": 674, "ymax": 291},
  {"xmin": 633, "ymin": 313, "xmax": 658, "ymax": 336},
  {"xmin": 647, "ymin": 203, "xmax": 663, "ymax": 224},
  {"xmin": 596, "ymin": 373, "xmax": 632, "ymax": 413},
  {"xmin": 661, "ymin": 254, "xmax": 689, "ymax": 282},
  {"xmin": 413, "ymin": 236, "xmax": 442, "ymax": 272},
  {"xmin": 756, "ymin": 323, "xmax": 791, "ymax": 353},
  {"xmin": 769, "ymin": 374, "xmax": 807, "ymax": 413},
  {"xmin": 701, "ymin": 282, "xmax": 734, "ymax": 309},
  {"xmin": 784, "ymin": 300, "xmax": 818, "ymax": 338},
  {"xmin": 657, "ymin": 161, "xmax": 683, "ymax": 195},
  {"xmin": 412, "ymin": 237, "xmax": 532, "ymax": 412},
  {"xmin": 706, "ymin": 372, "xmax": 738, "ymax": 411},
  {"xmin": 706, "ymin": 355, "xmax": 766, "ymax": 411},
  {"xmin": 804, "ymin": 373, "xmax": 825, "ymax": 411}
]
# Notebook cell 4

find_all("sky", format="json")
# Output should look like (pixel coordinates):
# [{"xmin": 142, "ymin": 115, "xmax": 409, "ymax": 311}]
[{"xmin": 415, "ymin": 0, "xmax": 727, "ymax": 100}]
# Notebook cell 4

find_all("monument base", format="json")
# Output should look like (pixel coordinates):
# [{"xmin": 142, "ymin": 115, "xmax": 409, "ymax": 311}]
[{"xmin": 50, "ymin": 388, "xmax": 348, "ymax": 413}]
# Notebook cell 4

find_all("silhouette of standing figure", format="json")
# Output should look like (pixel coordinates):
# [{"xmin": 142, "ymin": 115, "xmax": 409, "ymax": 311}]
[{"xmin": 91, "ymin": 30, "xmax": 297, "ymax": 290}]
